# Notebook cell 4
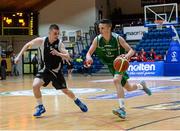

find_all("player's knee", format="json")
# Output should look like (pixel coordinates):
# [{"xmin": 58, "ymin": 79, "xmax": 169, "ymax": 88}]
[
  {"xmin": 113, "ymin": 75, "xmax": 122, "ymax": 84},
  {"xmin": 32, "ymin": 83, "xmax": 41, "ymax": 90},
  {"xmin": 32, "ymin": 78, "xmax": 43, "ymax": 90},
  {"xmin": 113, "ymin": 77, "xmax": 120, "ymax": 84}
]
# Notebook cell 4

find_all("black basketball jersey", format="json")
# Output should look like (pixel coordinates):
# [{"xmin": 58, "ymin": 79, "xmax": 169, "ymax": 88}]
[{"xmin": 38, "ymin": 37, "xmax": 63, "ymax": 72}]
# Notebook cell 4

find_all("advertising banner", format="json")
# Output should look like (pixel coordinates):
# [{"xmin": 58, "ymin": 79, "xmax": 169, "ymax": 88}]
[
  {"xmin": 127, "ymin": 61, "xmax": 164, "ymax": 76},
  {"xmin": 123, "ymin": 26, "xmax": 148, "ymax": 40}
]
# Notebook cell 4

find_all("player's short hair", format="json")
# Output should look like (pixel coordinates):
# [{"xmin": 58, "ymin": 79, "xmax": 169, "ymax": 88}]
[
  {"xmin": 99, "ymin": 19, "xmax": 112, "ymax": 27},
  {"xmin": 49, "ymin": 24, "xmax": 59, "ymax": 30}
]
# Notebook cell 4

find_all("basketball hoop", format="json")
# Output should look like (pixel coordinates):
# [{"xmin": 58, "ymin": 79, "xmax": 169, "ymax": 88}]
[
  {"xmin": 154, "ymin": 20, "xmax": 164, "ymax": 30},
  {"xmin": 144, "ymin": 3, "xmax": 178, "ymax": 27}
]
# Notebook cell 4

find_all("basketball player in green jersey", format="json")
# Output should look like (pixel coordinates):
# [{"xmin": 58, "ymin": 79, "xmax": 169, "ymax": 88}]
[{"xmin": 86, "ymin": 19, "xmax": 152, "ymax": 119}]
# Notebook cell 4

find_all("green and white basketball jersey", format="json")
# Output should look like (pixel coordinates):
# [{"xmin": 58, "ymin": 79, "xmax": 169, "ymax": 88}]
[{"xmin": 95, "ymin": 32, "xmax": 125, "ymax": 65}]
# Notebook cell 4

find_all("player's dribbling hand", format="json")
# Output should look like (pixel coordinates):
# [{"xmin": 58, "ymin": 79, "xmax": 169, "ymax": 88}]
[
  {"xmin": 84, "ymin": 59, "xmax": 93, "ymax": 68},
  {"xmin": 118, "ymin": 54, "xmax": 129, "ymax": 60}
]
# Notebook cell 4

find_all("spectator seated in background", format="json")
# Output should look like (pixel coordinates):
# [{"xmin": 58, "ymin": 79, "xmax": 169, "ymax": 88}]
[
  {"xmin": 139, "ymin": 48, "xmax": 147, "ymax": 62},
  {"xmin": 137, "ymin": 18, "xmax": 143, "ymax": 25},
  {"xmin": 130, "ymin": 21, "xmax": 135, "ymax": 26},
  {"xmin": 147, "ymin": 53, "xmax": 155, "ymax": 62},
  {"xmin": 155, "ymin": 55, "xmax": 163, "ymax": 61},
  {"xmin": 139, "ymin": 53, "xmax": 147, "ymax": 62},
  {"xmin": 147, "ymin": 48, "xmax": 156, "ymax": 62},
  {"xmin": 140, "ymin": 48, "xmax": 147, "ymax": 58},
  {"xmin": 130, "ymin": 52, "xmax": 140, "ymax": 62}
]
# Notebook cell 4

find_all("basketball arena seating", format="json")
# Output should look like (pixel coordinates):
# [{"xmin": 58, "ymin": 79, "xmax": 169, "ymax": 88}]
[{"xmin": 136, "ymin": 27, "xmax": 180, "ymax": 57}]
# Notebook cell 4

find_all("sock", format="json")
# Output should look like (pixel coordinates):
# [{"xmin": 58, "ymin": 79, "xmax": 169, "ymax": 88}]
[
  {"xmin": 73, "ymin": 97, "xmax": 78, "ymax": 101},
  {"xmin": 118, "ymin": 98, "xmax": 125, "ymax": 109},
  {"xmin": 137, "ymin": 83, "xmax": 143, "ymax": 90},
  {"xmin": 36, "ymin": 98, "xmax": 43, "ymax": 106}
]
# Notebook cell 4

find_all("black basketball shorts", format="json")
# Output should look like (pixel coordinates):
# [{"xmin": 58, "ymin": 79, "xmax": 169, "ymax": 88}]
[{"xmin": 36, "ymin": 69, "xmax": 67, "ymax": 90}]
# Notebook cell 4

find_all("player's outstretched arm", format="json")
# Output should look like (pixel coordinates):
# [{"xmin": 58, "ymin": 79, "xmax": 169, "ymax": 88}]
[
  {"xmin": 15, "ymin": 37, "xmax": 43, "ymax": 64},
  {"xmin": 86, "ymin": 37, "xmax": 98, "ymax": 61}
]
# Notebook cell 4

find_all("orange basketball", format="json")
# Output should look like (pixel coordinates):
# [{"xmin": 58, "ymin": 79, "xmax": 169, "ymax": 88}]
[{"xmin": 113, "ymin": 57, "xmax": 129, "ymax": 72}]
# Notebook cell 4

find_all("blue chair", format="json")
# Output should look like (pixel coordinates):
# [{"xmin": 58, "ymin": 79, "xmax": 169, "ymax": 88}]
[
  {"xmin": 148, "ymin": 42, "xmax": 153, "ymax": 47},
  {"xmin": 144, "ymin": 47, "xmax": 149, "ymax": 51},
  {"xmin": 159, "ymin": 43, "xmax": 164, "ymax": 46},
  {"xmin": 165, "ymin": 42, "xmax": 170, "ymax": 46}
]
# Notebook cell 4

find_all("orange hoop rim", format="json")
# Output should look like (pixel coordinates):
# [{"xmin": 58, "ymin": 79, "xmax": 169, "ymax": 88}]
[{"xmin": 154, "ymin": 20, "xmax": 164, "ymax": 25}]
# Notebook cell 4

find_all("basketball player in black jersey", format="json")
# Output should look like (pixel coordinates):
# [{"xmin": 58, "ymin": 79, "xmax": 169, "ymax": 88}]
[{"xmin": 15, "ymin": 24, "xmax": 88, "ymax": 117}]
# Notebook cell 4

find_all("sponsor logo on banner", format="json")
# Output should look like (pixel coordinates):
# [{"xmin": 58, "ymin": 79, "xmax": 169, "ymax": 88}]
[
  {"xmin": 127, "ymin": 61, "xmax": 164, "ymax": 76},
  {"xmin": 128, "ymin": 63, "xmax": 155, "ymax": 71},
  {"xmin": 123, "ymin": 26, "xmax": 148, "ymax": 40},
  {"xmin": 166, "ymin": 40, "xmax": 180, "ymax": 63},
  {"xmin": 171, "ymin": 51, "xmax": 178, "ymax": 62}
]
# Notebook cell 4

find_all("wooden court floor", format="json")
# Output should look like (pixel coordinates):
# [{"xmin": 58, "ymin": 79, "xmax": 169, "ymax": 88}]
[{"xmin": 0, "ymin": 74, "xmax": 180, "ymax": 130}]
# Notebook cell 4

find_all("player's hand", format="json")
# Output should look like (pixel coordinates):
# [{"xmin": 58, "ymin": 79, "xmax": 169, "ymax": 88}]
[
  {"xmin": 84, "ymin": 59, "xmax": 93, "ymax": 68},
  {"xmin": 14, "ymin": 56, "xmax": 20, "ymax": 64},
  {"xmin": 119, "ymin": 54, "xmax": 125, "ymax": 58},
  {"xmin": 62, "ymin": 58, "xmax": 71, "ymax": 65},
  {"xmin": 118, "ymin": 54, "xmax": 129, "ymax": 60},
  {"xmin": 50, "ymin": 49, "xmax": 59, "ymax": 56}
]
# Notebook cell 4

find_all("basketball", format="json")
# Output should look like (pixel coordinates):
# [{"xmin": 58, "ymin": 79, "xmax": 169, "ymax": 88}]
[{"xmin": 113, "ymin": 57, "xmax": 129, "ymax": 72}]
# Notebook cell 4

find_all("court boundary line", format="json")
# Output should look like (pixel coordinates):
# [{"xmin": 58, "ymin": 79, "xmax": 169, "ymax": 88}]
[{"xmin": 127, "ymin": 115, "xmax": 180, "ymax": 130}]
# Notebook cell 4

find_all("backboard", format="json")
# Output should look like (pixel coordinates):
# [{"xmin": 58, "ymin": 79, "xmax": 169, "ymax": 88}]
[{"xmin": 144, "ymin": 3, "xmax": 178, "ymax": 27}]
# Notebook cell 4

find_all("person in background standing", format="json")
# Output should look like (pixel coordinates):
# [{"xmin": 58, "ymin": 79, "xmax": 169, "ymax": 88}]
[
  {"xmin": 11, "ymin": 53, "xmax": 19, "ymax": 76},
  {"xmin": 32, "ymin": 53, "xmax": 38, "ymax": 76},
  {"xmin": 1, "ymin": 55, "xmax": 7, "ymax": 80}
]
